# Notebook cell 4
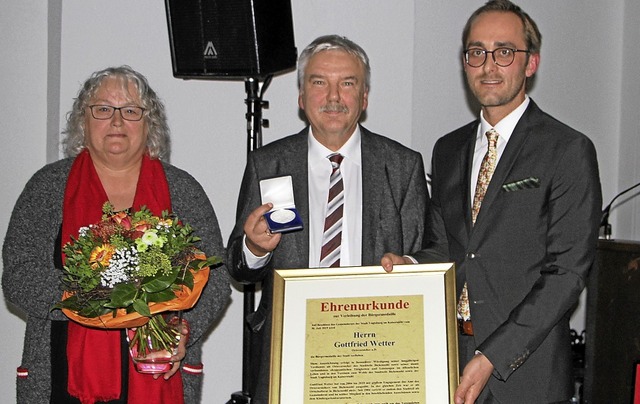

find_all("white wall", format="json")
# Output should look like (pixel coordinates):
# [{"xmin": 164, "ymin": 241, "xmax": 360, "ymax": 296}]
[
  {"xmin": 619, "ymin": 0, "xmax": 640, "ymax": 238},
  {"xmin": 0, "ymin": 1, "xmax": 49, "ymax": 398},
  {"xmin": 1, "ymin": 1, "xmax": 638, "ymax": 402}
]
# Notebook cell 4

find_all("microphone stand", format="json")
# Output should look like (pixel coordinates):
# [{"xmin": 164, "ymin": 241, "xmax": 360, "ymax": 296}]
[
  {"xmin": 227, "ymin": 75, "xmax": 272, "ymax": 404},
  {"xmin": 600, "ymin": 181, "xmax": 640, "ymax": 239}
]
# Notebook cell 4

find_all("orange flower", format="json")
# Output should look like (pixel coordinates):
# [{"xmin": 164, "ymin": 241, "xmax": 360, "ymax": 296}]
[
  {"xmin": 133, "ymin": 220, "xmax": 152, "ymax": 233},
  {"xmin": 89, "ymin": 244, "xmax": 116, "ymax": 269},
  {"xmin": 112, "ymin": 211, "xmax": 132, "ymax": 230}
]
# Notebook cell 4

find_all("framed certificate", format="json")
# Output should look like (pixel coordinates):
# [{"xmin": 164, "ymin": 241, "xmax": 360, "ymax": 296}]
[{"xmin": 269, "ymin": 263, "xmax": 458, "ymax": 403}]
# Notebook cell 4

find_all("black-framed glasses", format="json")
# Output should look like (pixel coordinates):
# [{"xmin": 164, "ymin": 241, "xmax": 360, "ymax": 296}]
[
  {"xmin": 88, "ymin": 105, "xmax": 146, "ymax": 121},
  {"xmin": 463, "ymin": 47, "xmax": 530, "ymax": 68}
]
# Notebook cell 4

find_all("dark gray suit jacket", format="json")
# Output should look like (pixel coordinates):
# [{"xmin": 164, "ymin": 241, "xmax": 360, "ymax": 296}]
[
  {"xmin": 413, "ymin": 100, "xmax": 602, "ymax": 403},
  {"xmin": 227, "ymin": 125, "xmax": 429, "ymax": 403}
]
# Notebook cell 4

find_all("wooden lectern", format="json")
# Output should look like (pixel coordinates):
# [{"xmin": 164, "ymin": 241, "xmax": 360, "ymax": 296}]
[{"xmin": 584, "ymin": 239, "xmax": 640, "ymax": 403}]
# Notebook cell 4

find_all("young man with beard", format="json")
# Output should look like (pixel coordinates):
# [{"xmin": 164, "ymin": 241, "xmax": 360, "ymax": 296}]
[{"xmin": 383, "ymin": 1, "xmax": 601, "ymax": 402}]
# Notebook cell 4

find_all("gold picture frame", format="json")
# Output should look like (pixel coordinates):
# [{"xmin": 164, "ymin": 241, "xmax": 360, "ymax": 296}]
[{"xmin": 269, "ymin": 263, "xmax": 459, "ymax": 403}]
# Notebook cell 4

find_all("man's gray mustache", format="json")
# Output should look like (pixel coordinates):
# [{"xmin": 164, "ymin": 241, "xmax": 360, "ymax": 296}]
[{"xmin": 319, "ymin": 105, "xmax": 349, "ymax": 113}]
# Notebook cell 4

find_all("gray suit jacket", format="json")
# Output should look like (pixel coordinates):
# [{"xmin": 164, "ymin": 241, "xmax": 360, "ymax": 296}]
[
  {"xmin": 227, "ymin": 125, "xmax": 429, "ymax": 403},
  {"xmin": 413, "ymin": 100, "xmax": 602, "ymax": 403}
]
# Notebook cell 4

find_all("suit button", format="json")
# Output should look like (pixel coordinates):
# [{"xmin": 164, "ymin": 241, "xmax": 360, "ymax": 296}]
[{"xmin": 466, "ymin": 252, "xmax": 476, "ymax": 259}]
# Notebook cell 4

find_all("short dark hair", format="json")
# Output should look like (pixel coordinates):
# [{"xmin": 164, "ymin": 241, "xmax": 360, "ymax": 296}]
[{"xmin": 462, "ymin": 0, "xmax": 542, "ymax": 54}]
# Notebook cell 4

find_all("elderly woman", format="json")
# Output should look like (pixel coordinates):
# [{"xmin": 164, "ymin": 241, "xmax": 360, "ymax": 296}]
[{"xmin": 2, "ymin": 66, "xmax": 230, "ymax": 403}]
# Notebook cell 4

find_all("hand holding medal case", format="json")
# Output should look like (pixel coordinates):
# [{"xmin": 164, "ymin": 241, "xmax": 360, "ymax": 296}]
[{"xmin": 260, "ymin": 176, "xmax": 303, "ymax": 233}]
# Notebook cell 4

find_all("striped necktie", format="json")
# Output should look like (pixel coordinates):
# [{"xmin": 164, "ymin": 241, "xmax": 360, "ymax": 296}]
[
  {"xmin": 458, "ymin": 129, "xmax": 499, "ymax": 324},
  {"xmin": 319, "ymin": 153, "xmax": 344, "ymax": 267}
]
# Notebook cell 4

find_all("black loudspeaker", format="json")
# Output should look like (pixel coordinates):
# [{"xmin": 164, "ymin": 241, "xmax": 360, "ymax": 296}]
[
  {"xmin": 583, "ymin": 239, "xmax": 640, "ymax": 403},
  {"xmin": 165, "ymin": 0, "xmax": 297, "ymax": 79}
]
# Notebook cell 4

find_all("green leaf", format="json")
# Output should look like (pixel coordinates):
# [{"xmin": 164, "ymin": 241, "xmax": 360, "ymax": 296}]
[
  {"xmin": 196, "ymin": 256, "xmax": 222, "ymax": 269},
  {"xmin": 132, "ymin": 298, "xmax": 152, "ymax": 317},
  {"xmin": 142, "ymin": 274, "xmax": 174, "ymax": 293},
  {"xmin": 105, "ymin": 283, "xmax": 137, "ymax": 308},
  {"xmin": 176, "ymin": 269, "xmax": 194, "ymax": 290},
  {"xmin": 52, "ymin": 295, "xmax": 111, "ymax": 318},
  {"xmin": 77, "ymin": 300, "xmax": 111, "ymax": 318},
  {"xmin": 52, "ymin": 294, "xmax": 81, "ymax": 311},
  {"xmin": 146, "ymin": 288, "xmax": 177, "ymax": 303}
]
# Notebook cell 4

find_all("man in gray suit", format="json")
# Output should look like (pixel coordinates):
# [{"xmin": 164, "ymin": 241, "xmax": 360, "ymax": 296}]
[
  {"xmin": 227, "ymin": 35, "xmax": 429, "ymax": 403},
  {"xmin": 383, "ymin": 1, "xmax": 601, "ymax": 403}
]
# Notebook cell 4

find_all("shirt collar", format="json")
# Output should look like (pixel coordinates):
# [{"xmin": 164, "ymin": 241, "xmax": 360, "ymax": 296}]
[
  {"xmin": 479, "ymin": 95, "xmax": 530, "ymax": 143},
  {"xmin": 308, "ymin": 125, "xmax": 362, "ymax": 167}
]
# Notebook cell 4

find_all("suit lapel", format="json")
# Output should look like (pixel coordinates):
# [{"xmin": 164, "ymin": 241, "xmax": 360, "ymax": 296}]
[
  {"xmin": 444, "ymin": 123, "xmax": 476, "ymax": 245},
  {"xmin": 280, "ymin": 129, "xmax": 311, "ymax": 266},
  {"xmin": 360, "ymin": 128, "xmax": 381, "ymax": 262},
  {"xmin": 472, "ymin": 103, "xmax": 537, "ymax": 231},
  {"xmin": 461, "ymin": 125, "xmax": 476, "ymax": 235}
]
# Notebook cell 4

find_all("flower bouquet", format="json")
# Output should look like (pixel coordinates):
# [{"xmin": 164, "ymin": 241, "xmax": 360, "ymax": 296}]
[{"xmin": 54, "ymin": 202, "xmax": 220, "ymax": 373}]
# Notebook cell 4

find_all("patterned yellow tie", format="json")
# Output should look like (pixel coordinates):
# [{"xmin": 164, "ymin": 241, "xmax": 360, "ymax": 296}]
[{"xmin": 458, "ymin": 129, "xmax": 499, "ymax": 324}]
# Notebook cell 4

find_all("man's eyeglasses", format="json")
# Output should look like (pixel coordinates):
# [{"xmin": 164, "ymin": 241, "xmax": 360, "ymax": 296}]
[
  {"xmin": 88, "ymin": 105, "xmax": 145, "ymax": 121},
  {"xmin": 463, "ymin": 47, "xmax": 530, "ymax": 68}
]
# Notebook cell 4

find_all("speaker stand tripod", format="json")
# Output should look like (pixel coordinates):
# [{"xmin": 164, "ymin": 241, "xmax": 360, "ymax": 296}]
[{"xmin": 227, "ymin": 75, "xmax": 272, "ymax": 404}]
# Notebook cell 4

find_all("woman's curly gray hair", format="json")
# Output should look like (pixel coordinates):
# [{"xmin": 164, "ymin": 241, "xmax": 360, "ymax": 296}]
[{"xmin": 62, "ymin": 65, "xmax": 170, "ymax": 160}]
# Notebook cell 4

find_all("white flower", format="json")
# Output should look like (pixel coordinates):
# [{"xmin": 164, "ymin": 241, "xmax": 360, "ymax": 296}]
[
  {"xmin": 78, "ymin": 226, "xmax": 91, "ymax": 237},
  {"xmin": 100, "ymin": 246, "xmax": 139, "ymax": 288}
]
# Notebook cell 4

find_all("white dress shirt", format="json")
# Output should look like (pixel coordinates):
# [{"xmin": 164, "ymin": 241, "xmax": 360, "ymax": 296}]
[
  {"xmin": 308, "ymin": 127, "xmax": 362, "ymax": 267},
  {"xmin": 470, "ymin": 96, "xmax": 530, "ymax": 202}
]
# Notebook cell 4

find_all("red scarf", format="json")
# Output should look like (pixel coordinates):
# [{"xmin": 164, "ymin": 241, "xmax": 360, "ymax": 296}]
[{"xmin": 61, "ymin": 150, "xmax": 184, "ymax": 404}]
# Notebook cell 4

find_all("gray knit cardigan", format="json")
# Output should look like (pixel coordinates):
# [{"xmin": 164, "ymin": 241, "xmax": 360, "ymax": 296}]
[{"xmin": 2, "ymin": 157, "xmax": 231, "ymax": 403}]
